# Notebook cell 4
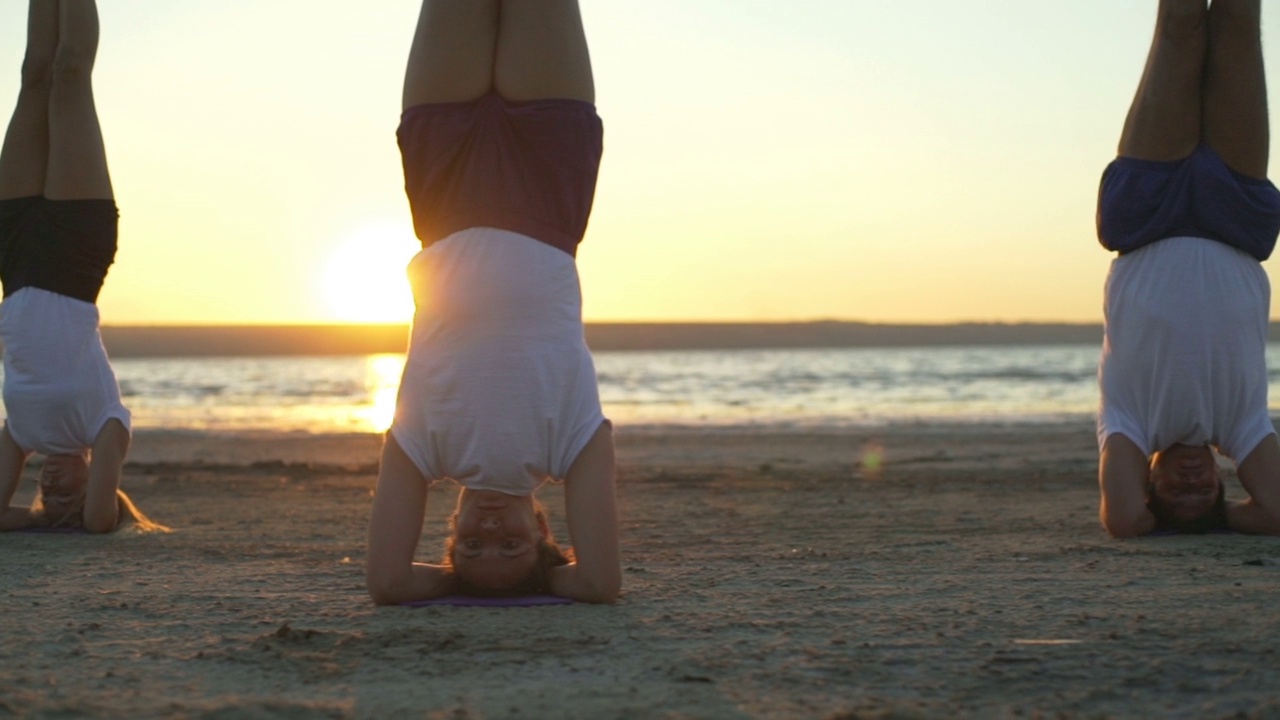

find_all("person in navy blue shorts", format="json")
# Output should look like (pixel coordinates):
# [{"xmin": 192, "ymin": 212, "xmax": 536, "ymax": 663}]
[{"xmin": 1096, "ymin": 0, "xmax": 1280, "ymax": 537}]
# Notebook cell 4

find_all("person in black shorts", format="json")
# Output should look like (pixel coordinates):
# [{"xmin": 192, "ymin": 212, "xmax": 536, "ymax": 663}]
[{"xmin": 0, "ymin": 0, "xmax": 160, "ymax": 533}]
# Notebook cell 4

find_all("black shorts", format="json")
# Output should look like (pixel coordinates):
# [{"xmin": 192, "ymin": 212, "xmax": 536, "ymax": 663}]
[{"xmin": 0, "ymin": 196, "xmax": 118, "ymax": 304}]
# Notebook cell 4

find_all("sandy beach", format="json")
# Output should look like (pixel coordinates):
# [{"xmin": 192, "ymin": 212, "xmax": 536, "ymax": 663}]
[{"xmin": 3, "ymin": 422, "xmax": 1280, "ymax": 719}]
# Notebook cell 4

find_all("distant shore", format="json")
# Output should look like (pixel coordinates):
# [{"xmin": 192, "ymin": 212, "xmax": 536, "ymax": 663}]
[
  {"xmin": 80, "ymin": 322, "xmax": 1117, "ymax": 358},
  {"xmin": 29, "ymin": 321, "xmax": 1275, "ymax": 357}
]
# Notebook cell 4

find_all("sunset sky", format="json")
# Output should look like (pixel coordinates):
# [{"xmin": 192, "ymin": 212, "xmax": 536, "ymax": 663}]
[{"xmin": 3, "ymin": 1, "xmax": 1280, "ymax": 325}]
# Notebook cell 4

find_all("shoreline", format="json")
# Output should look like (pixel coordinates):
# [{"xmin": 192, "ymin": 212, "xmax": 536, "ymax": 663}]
[
  {"xmin": 83, "ymin": 321, "xmax": 1109, "ymax": 357},
  {"xmin": 119, "ymin": 419, "xmax": 1102, "ymax": 468}
]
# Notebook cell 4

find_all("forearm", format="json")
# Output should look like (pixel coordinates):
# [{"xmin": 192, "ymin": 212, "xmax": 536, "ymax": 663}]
[
  {"xmin": 85, "ymin": 420, "xmax": 128, "ymax": 533},
  {"xmin": 548, "ymin": 562, "xmax": 620, "ymax": 604},
  {"xmin": 1099, "ymin": 498, "xmax": 1157, "ymax": 538},
  {"xmin": 368, "ymin": 562, "xmax": 456, "ymax": 606},
  {"xmin": 1227, "ymin": 501, "xmax": 1280, "ymax": 535},
  {"xmin": 557, "ymin": 423, "xmax": 621, "ymax": 603},
  {"xmin": 80, "ymin": 487, "xmax": 119, "ymax": 533},
  {"xmin": 0, "ymin": 437, "xmax": 31, "ymax": 530},
  {"xmin": 0, "ymin": 506, "xmax": 36, "ymax": 532},
  {"xmin": 1098, "ymin": 435, "xmax": 1155, "ymax": 538}
]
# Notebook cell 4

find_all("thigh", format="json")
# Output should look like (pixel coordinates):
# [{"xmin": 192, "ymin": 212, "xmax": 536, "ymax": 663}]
[
  {"xmin": 1203, "ymin": 0, "xmax": 1268, "ymax": 179},
  {"xmin": 1117, "ymin": 2, "xmax": 1207, "ymax": 162},
  {"xmin": 402, "ymin": 0, "xmax": 500, "ymax": 110},
  {"xmin": 494, "ymin": 0, "xmax": 594, "ymax": 103}
]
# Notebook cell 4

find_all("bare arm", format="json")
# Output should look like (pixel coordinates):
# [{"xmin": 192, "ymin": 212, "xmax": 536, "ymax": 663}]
[
  {"xmin": 366, "ymin": 433, "xmax": 456, "ymax": 605},
  {"xmin": 549, "ymin": 422, "xmax": 620, "ymax": 603},
  {"xmin": 83, "ymin": 419, "xmax": 127, "ymax": 533},
  {"xmin": 0, "ymin": 426, "xmax": 34, "ymax": 531},
  {"xmin": 1229, "ymin": 433, "xmax": 1280, "ymax": 535},
  {"xmin": 1099, "ymin": 433, "xmax": 1156, "ymax": 538}
]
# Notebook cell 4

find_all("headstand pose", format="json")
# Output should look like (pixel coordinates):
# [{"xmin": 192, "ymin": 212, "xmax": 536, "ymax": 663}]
[
  {"xmin": 0, "ymin": 1, "xmax": 158, "ymax": 533},
  {"xmin": 366, "ymin": 1, "xmax": 620, "ymax": 603},
  {"xmin": 1097, "ymin": 0, "xmax": 1280, "ymax": 537}
]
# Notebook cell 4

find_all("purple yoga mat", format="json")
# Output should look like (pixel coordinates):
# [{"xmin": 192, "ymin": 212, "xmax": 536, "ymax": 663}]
[{"xmin": 403, "ymin": 595, "xmax": 573, "ymax": 608}]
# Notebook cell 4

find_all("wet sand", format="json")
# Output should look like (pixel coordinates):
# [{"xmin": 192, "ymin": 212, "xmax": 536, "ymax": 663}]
[{"xmin": 3, "ymin": 423, "xmax": 1280, "ymax": 719}]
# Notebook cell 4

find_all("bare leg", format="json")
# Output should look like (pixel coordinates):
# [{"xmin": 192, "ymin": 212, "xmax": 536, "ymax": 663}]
[
  {"xmin": 402, "ymin": 0, "xmax": 499, "ymax": 110},
  {"xmin": 44, "ymin": 0, "xmax": 111, "ymax": 200},
  {"xmin": 1118, "ymin": 0, "xmax": 1209, "ymax": 161},
  {"xmin": 494, "ymin": 0, "xmax": 594, "ymax": 103},
  {"xmin": 0, "ymin": 1, "xmax": 59, "ymax": 200},
  {"xmin": 1204, "ymin": 0, "xmax": 1268, "ymax": 178}
]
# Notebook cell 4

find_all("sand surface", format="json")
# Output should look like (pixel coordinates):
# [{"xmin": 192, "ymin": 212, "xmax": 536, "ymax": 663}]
[{"xmin": 3, "ymin": 423, "xmax": 1280, "ymax": 719}]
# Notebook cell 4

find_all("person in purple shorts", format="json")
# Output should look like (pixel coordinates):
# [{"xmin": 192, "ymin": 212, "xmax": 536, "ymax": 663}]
[
  {"xmin": 366, "ymin": 1, "xmax": 620, "ymax": 603},
  {"xmin": 1096, "ymin": 0, "xmax": 1280, "ymax": 537},
  {"xmin": 0, "ymin": 1, "xmax": 161, "ymax": 534}
]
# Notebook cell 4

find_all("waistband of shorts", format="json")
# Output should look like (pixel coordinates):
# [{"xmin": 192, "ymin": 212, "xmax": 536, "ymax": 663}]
[
  {"xmin": 400, "ymin": 90, "xmax": 598, "ymax": 120},
  {"xmin": 1112, "ymin": 144, "xmax": 1275, "ymax": 187}
]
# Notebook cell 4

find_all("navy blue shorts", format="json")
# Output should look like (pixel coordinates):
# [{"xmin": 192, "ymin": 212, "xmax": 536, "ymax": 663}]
[
  {"xmin": 0, "ymin": 196, "xmax": 118, "ymax": 304},
  {"xmin": 397, "ymin": 92, "xmax": 603, "ymax": 257},
  {"xmin": 1097, "ymin": 144, "xmax": 1280, "ymax": 261}
]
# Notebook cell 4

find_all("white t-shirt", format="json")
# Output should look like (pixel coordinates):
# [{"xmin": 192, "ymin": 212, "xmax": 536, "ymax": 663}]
[
  {"xmin": 1098, "ymin": 236, "xmax": 1275, "ymax": 460},
  {"xmin": 390, "ymin": 228, "xmax": 606, "ymax": 495},
  {"xmin": 0, "ymin": 287, "xmax": 131, "ymax": 455}
]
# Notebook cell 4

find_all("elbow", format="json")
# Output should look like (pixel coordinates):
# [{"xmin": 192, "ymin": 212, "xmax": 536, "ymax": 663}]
[
  {"xmin": 82, "ymin": 506, "xmax": 118, "ymax": 535},
  {"xmin": 366, "ymin": 566, "xmax": 408, "ymax": 606},
  {"xmin": 83, "ymin": 515, "xmax": 117, "ymax": 534},
  {"xmin": 584, "ymin": 588, "xmax": 620, "ymax": 605},
  {"xmin": 1100, "ymin": 500, "xmax": 1153, "ymax": 539},
  {"xmin": 1101, "ymin": 513, "xmax": 1149, "ymax": 539},
  {"xmin": 366, "ymin": 577, "xmax": 399, "ymax": 606},
  {"xmin": 577, "ymin": 572, "xmax": 622, "ymax": 605}
]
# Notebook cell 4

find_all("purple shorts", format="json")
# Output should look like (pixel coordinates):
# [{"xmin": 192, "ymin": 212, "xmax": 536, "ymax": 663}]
[
  {"xmin": 0, "ymin": 196, "xmax": 118, "ymax": 304},
  {"xmin": 397, "ymin": 92, "xmax": 603, "ymax": 257},
  {"xmin": 1097, "ymin": 144, "xmax": 1280, "ymax": 261}
]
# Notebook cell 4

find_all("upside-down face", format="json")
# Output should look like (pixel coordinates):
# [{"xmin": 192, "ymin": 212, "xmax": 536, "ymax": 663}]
[
  {"xmin": 38, "ymin": 453, "xmax": 90, "ymax": 522},
  {"xmin": 1148, "ymin": 444, "xmax": 1221, "ymax": 523},
  {"xmin": 450, "ymin": 489, "xmax": 548, "ymax": 591}
]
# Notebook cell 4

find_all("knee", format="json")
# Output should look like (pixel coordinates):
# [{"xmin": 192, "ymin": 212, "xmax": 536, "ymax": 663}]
[
  {"xmin": 365, "ymin": 570, "xmax": 402, "ymax": 607},
  {"xmin": 51, "ymin": 45, "xmax": 96, "ymax": 85},
  {"xmin": 20, "ymin": 54, "xmax": 53, "ymax": 91}
]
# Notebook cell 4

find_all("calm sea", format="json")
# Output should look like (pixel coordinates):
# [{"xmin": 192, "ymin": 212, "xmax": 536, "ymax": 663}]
[{"xmin": 9, "ymin": 344, "xmax": 1280, "ymax": 434}]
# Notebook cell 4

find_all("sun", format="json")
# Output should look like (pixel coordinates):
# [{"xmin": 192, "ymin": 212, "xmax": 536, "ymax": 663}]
[{"xmin": 321, "ymin": 223, "xmax": 420, "ymax": 323}]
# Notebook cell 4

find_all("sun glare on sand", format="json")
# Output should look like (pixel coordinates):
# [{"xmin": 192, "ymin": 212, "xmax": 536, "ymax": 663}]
[{"xmin": 322, "ymin": 224, "xmax": 419, "ymax": 323}]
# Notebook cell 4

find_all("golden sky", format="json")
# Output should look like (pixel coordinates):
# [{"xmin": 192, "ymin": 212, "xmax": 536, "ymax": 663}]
[{"xmin": 2, "ymin": 1, "xmax": 1278, "ymax": 325}]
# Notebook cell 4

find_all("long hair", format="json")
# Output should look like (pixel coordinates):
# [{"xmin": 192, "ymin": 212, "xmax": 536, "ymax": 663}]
[{"xmin": 33, "ymin": 489, "xmax": 169, "ymax": 533}]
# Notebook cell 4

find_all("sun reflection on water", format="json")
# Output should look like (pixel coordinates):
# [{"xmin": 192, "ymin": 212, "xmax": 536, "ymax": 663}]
[{"xmin": 355, "ymin": 354, "xmax": 406, "ymax": 433}]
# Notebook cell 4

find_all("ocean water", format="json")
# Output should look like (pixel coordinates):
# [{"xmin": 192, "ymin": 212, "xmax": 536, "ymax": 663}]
[{"xmin": 10, "ymin": 343, "xmax": 1280, "ymax": 435}]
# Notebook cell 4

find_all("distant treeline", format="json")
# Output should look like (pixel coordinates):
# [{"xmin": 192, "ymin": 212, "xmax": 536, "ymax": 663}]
[{"xmin": 69, "ymin": 322, "xmax": 1280, "ymax": 357}]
